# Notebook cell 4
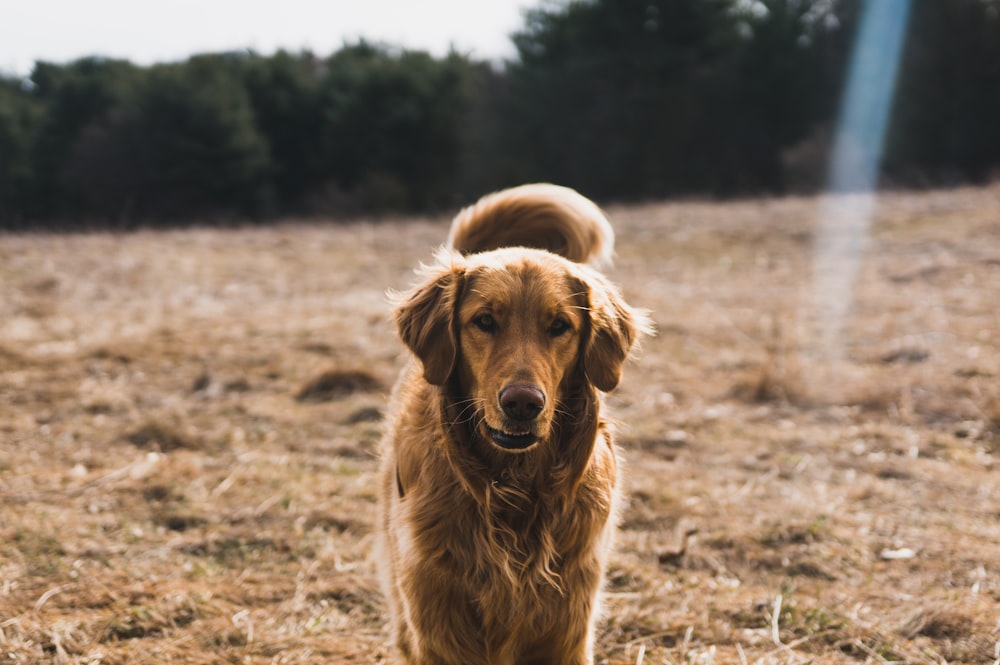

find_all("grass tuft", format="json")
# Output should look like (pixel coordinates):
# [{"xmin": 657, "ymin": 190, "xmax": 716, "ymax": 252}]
[
  {"xmin": 125, "ymin": 419, "xmax": 199, "ymax": 451},
  {"xmin": 295, "ymin": 368, "xmax": 383, "ymax": 402}
]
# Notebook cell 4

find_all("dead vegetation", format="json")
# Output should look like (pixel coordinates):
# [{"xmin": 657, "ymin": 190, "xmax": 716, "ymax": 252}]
[
  {"xmin": 1, "ymin": 186, "xmax": 998, "ymax": 664},
  {"xmin": 295, "ymin": 369, "xmax": 384, "ymax": 404}
]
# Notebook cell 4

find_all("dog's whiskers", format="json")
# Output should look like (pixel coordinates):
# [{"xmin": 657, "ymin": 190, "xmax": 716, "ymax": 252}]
[{"xmin": 447, "ymin": 397, "xmax": 487, "ymax": 428}]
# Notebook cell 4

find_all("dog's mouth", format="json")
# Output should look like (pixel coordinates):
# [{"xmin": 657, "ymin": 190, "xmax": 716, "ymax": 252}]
[{"xmin": 486, "ymin": 425, "xmax": 539, "ymax": 451}]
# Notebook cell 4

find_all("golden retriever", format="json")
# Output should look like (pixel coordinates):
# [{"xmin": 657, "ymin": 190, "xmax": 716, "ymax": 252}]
[{"xmin": 377, "ymin": 183, "xmax": 649, "ymax": 665}]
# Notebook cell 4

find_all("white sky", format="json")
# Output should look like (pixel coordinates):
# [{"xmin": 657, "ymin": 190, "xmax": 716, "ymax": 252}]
[{"xmin": 0, "ymin": 0, "xmax": 538, "ymax": 77}]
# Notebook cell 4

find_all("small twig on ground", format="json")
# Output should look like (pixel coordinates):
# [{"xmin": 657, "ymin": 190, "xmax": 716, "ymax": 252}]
[
  {"xmin": 771, "ymin": 594, "xmax": 783, "ymax": 647},
  {"xmin": 33, "ymin": 584, "xmax": 71, "ymax": 612},
  {"xmin": 849, "ymin": 638, "xmax": 890, "ymax": 663},
  {"xmin": 676, "ymin": 625, "xmax": 695, "ymax": 663}
]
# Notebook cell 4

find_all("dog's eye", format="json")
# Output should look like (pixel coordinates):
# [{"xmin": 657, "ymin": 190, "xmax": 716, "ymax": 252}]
[
  {"xmin": 549, "ymin": 317, "xmax": 571, "ymax": 337},
  {"xmin": 473, "ymin": 314, "xmax": 497, "ymax": 333}
]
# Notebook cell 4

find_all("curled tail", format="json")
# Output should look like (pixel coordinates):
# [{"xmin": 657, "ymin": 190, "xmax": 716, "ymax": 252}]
[{"xmin": 447, "ymin": 183, "xmax": 614, "ymax": 266}]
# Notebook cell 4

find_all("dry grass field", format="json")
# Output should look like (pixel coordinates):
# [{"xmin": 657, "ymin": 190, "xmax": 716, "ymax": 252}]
[{"xmin": 2, "ymin": 185, "xmax": 999, "ymax": 664}]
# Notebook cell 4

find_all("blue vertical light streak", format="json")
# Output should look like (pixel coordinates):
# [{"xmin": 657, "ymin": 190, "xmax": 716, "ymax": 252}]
[
  {"xmin": 811, "ymin": 0, "xmax": 912, "ymax": 362},
  {"xmin": 828, "ymin": 0, "xmax": 913, "ymax": 193}
]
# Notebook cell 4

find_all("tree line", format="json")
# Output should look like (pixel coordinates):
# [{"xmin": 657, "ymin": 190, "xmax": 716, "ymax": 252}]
[{"xmin": 2, "ymin": 0, "xmax": 999, "ymax": 229}]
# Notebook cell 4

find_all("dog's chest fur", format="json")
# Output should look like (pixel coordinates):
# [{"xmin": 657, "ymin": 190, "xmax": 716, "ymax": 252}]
[{"xmin": 401, "ymin": 447, "xmax": 617, "ymax": 636}]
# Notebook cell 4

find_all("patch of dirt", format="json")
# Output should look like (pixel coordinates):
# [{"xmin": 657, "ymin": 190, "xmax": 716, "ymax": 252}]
[{"xmin": 296, "ymin": 368, "xmax": 384, "ymax": 402}]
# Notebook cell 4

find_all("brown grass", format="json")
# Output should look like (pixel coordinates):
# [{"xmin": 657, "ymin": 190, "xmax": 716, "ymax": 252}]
[{"xmin": 2, "ymin": 187, "xmax": 999, "ymax": 663}]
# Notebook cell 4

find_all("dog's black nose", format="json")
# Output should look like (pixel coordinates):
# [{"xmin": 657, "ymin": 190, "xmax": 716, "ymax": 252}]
[{"xmin": 499, "ymin": 384, "xmax": 545, "ymax": 421}]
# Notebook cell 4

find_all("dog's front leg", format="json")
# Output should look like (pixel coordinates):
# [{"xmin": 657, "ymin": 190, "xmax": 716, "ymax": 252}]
[{"xmin": 397, "ymin": 571, "xmax": 492, "ymax": 665}]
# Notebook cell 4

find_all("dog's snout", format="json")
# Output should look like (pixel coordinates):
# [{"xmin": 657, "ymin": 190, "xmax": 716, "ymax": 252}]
[{"xmin": 499, "ymin": 384, "xmax": 545, "ymax": 421}]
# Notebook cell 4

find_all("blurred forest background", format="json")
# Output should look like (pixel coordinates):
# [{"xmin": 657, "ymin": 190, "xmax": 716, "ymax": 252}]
[{"xmin": 1, "ymin": 0, "xmax": 999, "ymax": 229}]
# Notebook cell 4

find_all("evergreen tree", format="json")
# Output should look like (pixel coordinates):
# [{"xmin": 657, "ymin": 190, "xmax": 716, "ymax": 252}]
[{"xmin": 0, "ymin": 77, "xmax": 39, "ymax": 225}]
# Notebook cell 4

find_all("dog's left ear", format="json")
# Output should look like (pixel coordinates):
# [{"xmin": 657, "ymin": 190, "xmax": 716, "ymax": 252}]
[
  {"xmin": 581, "ymin": 272, "xmax": 650, "ymax": 392},
  {"xmin": 394, "ymin": 264, "xmax": 464, "ymax": 386}
]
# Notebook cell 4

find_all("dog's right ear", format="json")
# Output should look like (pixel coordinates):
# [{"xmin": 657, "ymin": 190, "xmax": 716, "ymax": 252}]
[{"xmin": 393, "ymin": 264, "xmax": 464, "ymax": 386}]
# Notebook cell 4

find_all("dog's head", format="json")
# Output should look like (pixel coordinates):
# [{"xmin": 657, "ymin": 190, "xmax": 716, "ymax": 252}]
[{"xmin": 395, "ymin": 247, "xmax": 646, "ymax": 453}]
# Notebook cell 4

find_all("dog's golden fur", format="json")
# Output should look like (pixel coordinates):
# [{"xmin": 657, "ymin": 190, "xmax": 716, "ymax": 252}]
[{"xmin": 377, "ymin": 183, "xmax": 648, "ymax": 665}]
